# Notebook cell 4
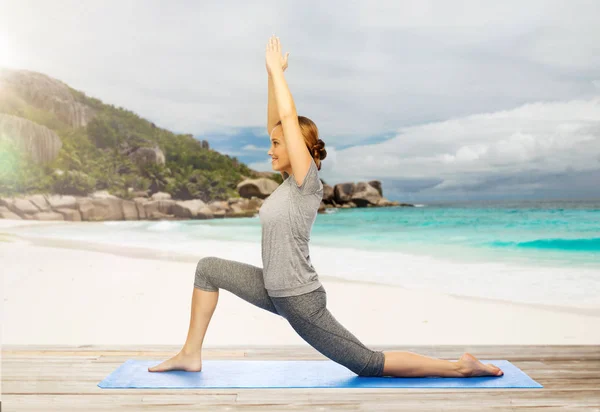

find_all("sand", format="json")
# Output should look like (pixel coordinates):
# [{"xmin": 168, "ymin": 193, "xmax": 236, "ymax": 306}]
[{"xmin": 1, "ymin": 218, "xmax": 599, "ymax": 348}]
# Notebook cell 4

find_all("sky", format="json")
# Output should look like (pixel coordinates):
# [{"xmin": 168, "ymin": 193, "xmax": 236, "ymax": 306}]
[{"xmin": 1, "ymin": 0, "xmax": 599, "ymax": 202}]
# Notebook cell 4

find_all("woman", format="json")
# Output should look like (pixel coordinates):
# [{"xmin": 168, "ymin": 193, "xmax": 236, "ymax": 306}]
[{"xmin": 149, "ymin": 35, "xmax": 504, "ymax": 378}]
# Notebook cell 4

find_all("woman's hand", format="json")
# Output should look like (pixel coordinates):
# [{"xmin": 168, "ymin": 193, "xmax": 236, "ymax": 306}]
[{"xmin": 266, "ymin": 35, "xmax": 289, "ymax": 77}]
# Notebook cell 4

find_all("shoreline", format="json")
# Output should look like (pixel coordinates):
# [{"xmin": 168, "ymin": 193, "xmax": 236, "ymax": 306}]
[{"xmin": 2, "ymin": 228, "xmax": 600, "ymax": 318}]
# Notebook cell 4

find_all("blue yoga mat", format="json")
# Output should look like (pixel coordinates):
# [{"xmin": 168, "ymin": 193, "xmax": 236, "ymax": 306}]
[{"xmin": 98, "ymin": 359, "xmax": 542, "ymax": 389}]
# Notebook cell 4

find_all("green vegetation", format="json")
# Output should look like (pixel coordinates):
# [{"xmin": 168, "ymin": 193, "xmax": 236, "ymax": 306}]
[{"xmin": 0, "ymin": 84, "xmax": 283, "ymax": 201}]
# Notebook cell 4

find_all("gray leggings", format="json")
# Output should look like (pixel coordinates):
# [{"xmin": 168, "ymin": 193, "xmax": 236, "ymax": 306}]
[{"xmin": 194, "ymin": 256, "xmax": 385, "ymax": 377}]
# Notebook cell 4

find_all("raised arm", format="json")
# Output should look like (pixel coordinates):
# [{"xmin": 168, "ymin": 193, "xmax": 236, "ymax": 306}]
[
  {"xmin": 267, "ymin": 37, "xmax": 288, "ymax": 133},
  {"xmin": 267, "ymin": 74, "xmax": 279, "ymax": 134},
  {"xmin": 266, "ymin": 36, "xmax": 312, "ymax": 189}
]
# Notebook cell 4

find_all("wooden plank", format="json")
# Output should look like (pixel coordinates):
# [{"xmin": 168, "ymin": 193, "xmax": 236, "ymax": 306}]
[
  {"xmin": 4, "ymin": 344, "xmax": 599, "ymax": 357},
  {"xmin": 2, "ymin": 345, "xmax": 599, "ymax": 412},
  {"xmin": 2, "ymin": 394, "xmax": 238, "ymax": 412}
]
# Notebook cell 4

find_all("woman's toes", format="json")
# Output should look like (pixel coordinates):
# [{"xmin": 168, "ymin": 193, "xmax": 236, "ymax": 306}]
[{"xmin": 487, "ymin": 363, "xmax": 503, "ymax": 376}]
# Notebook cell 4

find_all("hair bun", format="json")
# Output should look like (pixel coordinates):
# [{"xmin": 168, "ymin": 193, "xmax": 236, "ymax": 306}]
[{"xmin": 312, "ymin": 139, "xmax": 327, "ymax": 161}]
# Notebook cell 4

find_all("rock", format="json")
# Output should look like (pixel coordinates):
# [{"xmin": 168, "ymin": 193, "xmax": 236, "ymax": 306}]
[
  {"xmin": 228, "ymin": 197, "xmax": 262, "ymax": 213},
  {"xmin": 0, "ymin": 176, "xmax": 411, "ymax": 222},
  {"xmin": 211, "ymin": 210, "xmax": 226, "ymax": 219},
  {"xmin": 226, "ymin": 210, "xmax": 257, "ymax": 218},
  {"xmin": 330, "ymin": 181, "xmax": 386, "ymax": 207},
  {"xmin": 208, "ymin": 200, "xmax": 230, "ymax": 213},
  {"xmin": 77, "ymin": 197, "xmax": 124, "ymax": 221},
  {"xmin": 333, "ymin": 183, "xmax": 355, "ymax": 204},
  {"xmin": 77, "ymin": 199, "xmax": 94, "ymax": 220},
  {"xmin": 33, "ymin": 211, "xmax": 64, "ymax": 221},
  {"xmin": 322, "ymin": 184, "xmax": 335, "ymax": 202},
  {"xmin": 0, "ymin": 113, "xmax": 63, "ymax": 164},
  {"xmin": 2, "ymin": 197, "xmax": 40, "ymax": 217},
  {"xmin": 55, "ymin": 207, "xmax": 82, "ymax": 221},
  {"xmin": 143, "ymin": 199, "xmax": 176, "ymax": 219},
  {"xmin": 0, "ymin": 68, "xmax": 96, "ymax": 128},
  {"xmin": 172, "ymin": 199, "xmax": 214, "ymax": 219},
  {"xmin": 351, "ymin": 182, "xmax": 382, "ymax": 207},
  {"xmin": 27, "ymin": 194, "xmax": 51, "ymax": 212},
  {"xmin": 376, "ymin": 198, "xmax": 391, "ymax": 206},
  {"xmin": 132, "ymin": 197, "xmax": 148, "ymax": 219},
  {"xmin": 150, "ymin": 192, "xmax": 172, "ymax": 200},
  {"xmin": 229, "ymin": 203, "xmax": 244, "ymax": 214},
  {"xmin": 0, "ymin": 206, "xmax": 21, "ymax": 219},
  {"xmin": 236, "ymin": 178, "xmax": 280, "ymax": 199},
  {"xmin": 121, "ymin": 200, "xmax": 139, "ymax": 220},
  {"xmin": 145, "ymin": 211, "xmax": 173, "ymax": 220},
  {"xmin": 45, "ymin": 194, "xmax": 78, "ymax": 209},
  {"xmin": 128, "ymin": 146, "xmax": 166, "ymax": 167},
  {"xmin": 368, "ymin": 180, "xmax": 382, "ymax": 196}
]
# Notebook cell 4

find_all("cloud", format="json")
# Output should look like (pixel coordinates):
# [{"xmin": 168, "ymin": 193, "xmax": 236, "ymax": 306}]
[
  {"xmin": 321, "ymin": 97, "xmax": 600, "ymax": 198},
  {"xmin": 242, "ymin": 144, "xmax": 269, "ymax": 152},
  {"xmin": 1, "ymin": 0, "xmax": 598, "ymax": 139}
]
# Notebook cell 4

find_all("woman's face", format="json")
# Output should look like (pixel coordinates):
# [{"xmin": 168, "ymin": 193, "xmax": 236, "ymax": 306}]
[{"xmin": 268, "ymin": 125, "xmax": 291, "ymax": 176}]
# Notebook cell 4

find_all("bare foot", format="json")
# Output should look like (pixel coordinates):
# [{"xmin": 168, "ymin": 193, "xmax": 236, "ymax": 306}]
[
  {"xmin": 148, "ymin": 350, "xmax": 203, "ymax": 372},
  {"xmin": 458, "ymin": 353, "xmax": 504, "ymax": 377}
]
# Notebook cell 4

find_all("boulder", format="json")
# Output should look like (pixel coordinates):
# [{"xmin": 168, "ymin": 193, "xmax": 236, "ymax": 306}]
[
  {"xmin": 208, "ymin": 200, "xmax": 230, "ymax": 213},
  {"xmin": 236, "ymin": 178, "xmax": 280, "ymax": 199},
  {"xmin": 351, "ymin": 182, "xmax": 383, "ymax": 207},
  {"xmin": 368, "ymin": 180, "xmax": 383, "ymax": 196},
  {"xmin": 2, "ymin": 197, "xmax": 40, "ymax": 217},
  {"xmin": 333, "ymin": 183, "xmax": 355, "ymax": 204},
  {"xmin": 0, "ymin": 206, "xmax": 21, "ymax": 219},
  {"xmin": 32, "ymin": 211, "xmax": 64, "ymax": 221},
  {"xmin": 77, "ymin": 197, "xmax": 124, "ymax": 221},
  {"xmin": 121, "ymin": 200, "xmax": 139, "ymax": 220},
  {"xmin": 55, "ymin": 207, "xmax": 82, "ymax": 221},
  {"xmin": 27, "ymin": 194, "xmax": 51, "ymax": 212},
  {"xmin": 172, "ymin": 199, "xmax": 214, "ymax": 219},
  {"xmin": 322, "ymin": 184, "xmax": 335, "ymax": 203},
  {"xmin": 151, "ymin": 192, "xmax": 172, "ymax": 200},
  {"xmin": 228, "ymin": 197, "xmax": 262, "ymax": 212},
  {"xmin": 0, "ymin": 113, "xmax": 63, "ymax": 164},
  {"xmin": 128, "ymin": 146, "xmax": 165, "ymax": 167},
  {"xmin": 143, "ymin": 199, "xmax": 176, "ymax": 219},
  {"xmin": 132, "ymin": 198, "xmax": 148, "ymax": 219},
  {"xmin": 46, "ymin": 194, "xmax": 78, "ymax": 209}
]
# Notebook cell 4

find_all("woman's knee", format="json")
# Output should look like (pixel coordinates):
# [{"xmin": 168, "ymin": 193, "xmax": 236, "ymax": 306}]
[
  {"xmin": 357, "ymin": 350, "xmax": 386, "ymax": 377},
  {"xmin": 194, "ymin": 256, "xmax": 220, "ymax": 292}
]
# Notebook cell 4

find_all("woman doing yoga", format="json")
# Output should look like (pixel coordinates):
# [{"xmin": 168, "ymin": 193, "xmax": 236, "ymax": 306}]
[{"xmin": 149, "ymin": 35, "xmax": 504, "ymax": 378}]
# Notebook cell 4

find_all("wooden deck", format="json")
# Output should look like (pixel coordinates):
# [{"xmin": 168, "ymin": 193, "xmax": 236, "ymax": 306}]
[{"xmin": 2, "ymin": 345, "xmax": 599, "ymax": 411}]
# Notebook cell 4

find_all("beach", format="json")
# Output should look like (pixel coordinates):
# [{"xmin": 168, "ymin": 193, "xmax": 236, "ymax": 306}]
[{"xmin": 2, "ymin": 219, "xmax": 598, "ymax": 348}]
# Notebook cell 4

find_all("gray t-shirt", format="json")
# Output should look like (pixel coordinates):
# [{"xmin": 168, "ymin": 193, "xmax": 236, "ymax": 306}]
[{"xmin": 259, "ymin": 157, "xmax": 324, "ymax": 297}]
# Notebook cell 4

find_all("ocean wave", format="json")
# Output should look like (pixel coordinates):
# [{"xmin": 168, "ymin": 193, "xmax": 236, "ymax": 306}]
[
  {"xmin": 488, "ymin": 237, "xmax": 600, "ymax": 252},
  {"xmin": 146, "ymin": 221, "xmax": 183, "ymax": 232}
]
